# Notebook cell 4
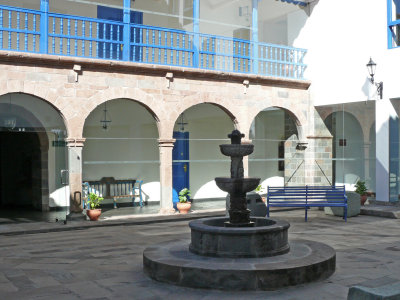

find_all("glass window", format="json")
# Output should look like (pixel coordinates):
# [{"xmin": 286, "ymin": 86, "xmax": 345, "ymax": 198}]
[
  {"xmin": 316, "ymin": 101, "xmax": 376, "ymax": 199},
  {"xmin": 392, "ymin": 0, "xmax": 400, "ymax": 21}
]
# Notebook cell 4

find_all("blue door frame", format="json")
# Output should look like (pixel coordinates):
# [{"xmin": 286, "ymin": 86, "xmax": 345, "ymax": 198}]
[{"xmin": 172, "ymin": 131, "xmax": 189, "ymax": 208}]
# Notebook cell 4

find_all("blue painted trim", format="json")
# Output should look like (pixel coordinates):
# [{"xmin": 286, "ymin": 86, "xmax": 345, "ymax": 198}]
[
  {"xmin": 40, "ymin": 0, "xmax": 48, "ymax": 53},
  {"xmin": 281, "ymin": 0, "xmax": 308, "ymax": 6},
  {"xmin": 193, "ymin": 0, "xmax": 200, "ymax": 68},
  {"xmin": 123, "ymin": 0, "xmax": 130, "ymax": 60},
  {"xmin": 280, "ymin": 0, "xmax": 308, "ymax": 7},
  {"xmin": 252, "ymin": 0, "xmax": 259, "ymax": 74},
  {"xmin": 0, "ymin": 4, "xmax": 307, "ymax": 80},
  {"xmin": 388, "ymin": 0, "xmax": 393, "ymax": 48}
]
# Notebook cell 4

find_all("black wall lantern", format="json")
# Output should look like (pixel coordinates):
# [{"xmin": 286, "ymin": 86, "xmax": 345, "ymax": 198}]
[
  {"xmin": 366, "ymin": 57, "xmax": 383, "ymax": 99},
  {"xmin": 100, "ymin": 102, "xmax": 112, "ymax": 130}
]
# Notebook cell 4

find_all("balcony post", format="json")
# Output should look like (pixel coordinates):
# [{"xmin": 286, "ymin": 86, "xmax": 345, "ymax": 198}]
[
  {"xmin": 252, "ymin": 0, "xmax": 259, "ymax": 74},
  {"xmin": 123, "ymin": 0, "xmax": 131, "ymax": 61},
  {"xmin": 40, "ymin": 0, "xmax": 49, "ymax": 54},
  {"xmin": 193, "ymin": 0, "xmax": 200, "ymax": 68}
]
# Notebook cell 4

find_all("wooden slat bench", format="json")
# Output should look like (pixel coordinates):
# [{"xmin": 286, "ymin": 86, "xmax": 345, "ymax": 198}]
[
  {"xmin": 267, "ymin": 185, "xmax": 348, "ymax": 221},
  {"xmin": 82, "ymin": 177, "xmax": 143, "ymax": 209}
]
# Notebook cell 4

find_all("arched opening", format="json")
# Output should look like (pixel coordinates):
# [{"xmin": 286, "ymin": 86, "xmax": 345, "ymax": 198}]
[
  {"xmin": 82, "ymin": 99, "xmax": 160, "ymax": 212},
  {"xmin": 249, "ymin": 107, "xmax": 300, "ymax": 190},
  {"xmin": 172, "ymin": 103, "xmax": 235, "ymax": 209},
  {"xmin": 324, "ymin": 111, "xmax": 364, "ymax": 190},
  {"xmin": 0, "ymin": 93, "xmax": 67, "ymax": 215},
  {"xmin": 0, "ymin": 128, "xmax": 41, "ymax": 209}
]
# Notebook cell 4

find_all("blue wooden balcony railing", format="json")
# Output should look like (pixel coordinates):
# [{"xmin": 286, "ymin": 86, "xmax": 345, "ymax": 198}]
[{"xmin": 0, "ymin": 4, "xmax": 307, "ymax": 79}]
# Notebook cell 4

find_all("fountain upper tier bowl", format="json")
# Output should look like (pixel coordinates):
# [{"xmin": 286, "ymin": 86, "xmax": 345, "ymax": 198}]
[{"xmin": 219, "ymin": 144, "xmax": 254, "ymax": 157}]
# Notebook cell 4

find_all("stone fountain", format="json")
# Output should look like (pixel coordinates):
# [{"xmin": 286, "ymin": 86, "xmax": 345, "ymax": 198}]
[{"xmin": 143, "ymin": 130, "xmax": 336, "ymax": 290}]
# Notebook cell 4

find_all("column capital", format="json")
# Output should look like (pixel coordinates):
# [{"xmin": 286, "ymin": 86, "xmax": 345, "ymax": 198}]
[
  {"xmin": 158, "ymin": 138, "xmax": 176, "ymax": 148},
  {"xmin": 65, "ymin": 138, "xmax": 86, "ymax": 148}
]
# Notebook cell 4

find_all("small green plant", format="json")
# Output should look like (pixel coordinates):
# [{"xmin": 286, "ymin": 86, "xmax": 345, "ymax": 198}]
[
  {"xmin": 87, "ymin": 192, "xmax": 104, "ymax": 209},
  {"xmin": 178, "ymin": 188, "xmax": 191, "ymax": 203},
  {"xmin": 255, "ymin": 185, "xmax": 264, "ymax": 194},
  {"xmin": 355, "ymin": 180, "xmax": 368, "ymax": 196}
]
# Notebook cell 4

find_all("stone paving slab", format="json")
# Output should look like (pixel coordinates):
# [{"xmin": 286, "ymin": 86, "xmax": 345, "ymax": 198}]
[{"xmin": 0, "ymin": 208, "xmax": 399, "ymax": 299}]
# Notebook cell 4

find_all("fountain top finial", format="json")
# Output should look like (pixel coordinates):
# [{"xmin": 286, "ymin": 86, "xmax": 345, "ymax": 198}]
[{"xmin": 228, "ymin": 130, "xmax": 245, "ymax": 145}]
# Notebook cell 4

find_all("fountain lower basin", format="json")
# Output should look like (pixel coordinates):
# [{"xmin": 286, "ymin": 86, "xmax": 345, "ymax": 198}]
[{"xmin": 189, "ymin": 217, "xmax": 290, "ymax": 258}]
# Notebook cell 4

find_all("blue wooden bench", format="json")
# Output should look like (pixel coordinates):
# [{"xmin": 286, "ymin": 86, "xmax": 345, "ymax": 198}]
[
  {"xmin": 267, "ymin": 185, "xmax": 348, "ymax": 221},
  {"xmin": 82, "ymin": 177, "xmax": 143, "ymax": 209}
]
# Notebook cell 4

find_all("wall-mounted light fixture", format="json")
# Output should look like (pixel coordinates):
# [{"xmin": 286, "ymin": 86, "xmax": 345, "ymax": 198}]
[
  {"xmin": 366, "ymin": 57, "xmax": 383, "ymax": 99},
  {"xmin": 100, "ymin": 102, "xmax": 112, "ymax": 130},
  {"xmin": 296, "ymin": 141, "xmax": 308, "ymax": 151}
]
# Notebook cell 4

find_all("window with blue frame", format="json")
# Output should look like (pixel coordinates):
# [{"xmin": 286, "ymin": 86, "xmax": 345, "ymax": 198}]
[{"xmin": 388, "ymin": 0, "xmax": 400, "ymax": 48}]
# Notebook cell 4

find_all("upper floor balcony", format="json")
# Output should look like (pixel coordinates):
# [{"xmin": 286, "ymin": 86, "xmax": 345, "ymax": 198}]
[{"xmin": 0, "ymin": 1, "xmax": 307, "ymax": 80}]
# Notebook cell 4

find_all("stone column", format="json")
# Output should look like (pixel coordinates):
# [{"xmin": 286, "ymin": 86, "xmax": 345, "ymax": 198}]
[
  {"xmin": 364, "ymin": 142, "xmax": 371, "ymax": 185},
  {"xmin": 304, "ymin": 136, "xmax": 333, "ymax": 186},
  {"xmin": 159, "ymin": 138, "xmax": 176, "ymax": 214},
  {"xmin": 40, "ymin": 147, "xmax": 49, "ymax": 211},
  {"xmin": 66, "ymin": 138, "xmax": 85, "ymax": 213}
]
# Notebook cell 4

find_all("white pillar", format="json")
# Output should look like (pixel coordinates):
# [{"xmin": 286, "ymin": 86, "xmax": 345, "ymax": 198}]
[{"xmin": 375, "ymin": 99, "xmax": 391, "ymax": 202}]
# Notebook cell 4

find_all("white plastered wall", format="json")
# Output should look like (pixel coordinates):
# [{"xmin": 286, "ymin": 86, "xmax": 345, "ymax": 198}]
[{"xmin": 287, "ymin": 0, "xmax": 400, "ymax": 201}]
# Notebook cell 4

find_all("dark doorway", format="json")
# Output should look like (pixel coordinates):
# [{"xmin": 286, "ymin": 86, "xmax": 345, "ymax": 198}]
[{"xmin": 0, "ymin": 131, "xmax": 42, "ymax": 210}]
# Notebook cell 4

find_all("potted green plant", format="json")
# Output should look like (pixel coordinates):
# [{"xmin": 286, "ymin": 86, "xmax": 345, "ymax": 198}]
[
  {"xmin": 355, "ymin": 180, "xmax": 368, "ymax": 206},
  {"xmin": 255, "ymin": 184, "xmax": 266, "ymax": 203},
  {"xmin": 177, "ymin": 188, "xmax": 191, "ymax": 214},
  {"xmin": 86, "ymin": 192, "xmax": 104, "ymax": 221}
]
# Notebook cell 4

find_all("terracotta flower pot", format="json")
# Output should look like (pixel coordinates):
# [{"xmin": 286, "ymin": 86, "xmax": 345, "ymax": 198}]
[
  {"xmin": 360, "ymin": 195, "xmax": 367, "ymax": 206},
  {"xmin": 86, "ymin": 208, "xmax": 102, "ymax": 221},
  {"xmin": 177, "ymin": 202, "xmax": 191, "ymax": 214}
]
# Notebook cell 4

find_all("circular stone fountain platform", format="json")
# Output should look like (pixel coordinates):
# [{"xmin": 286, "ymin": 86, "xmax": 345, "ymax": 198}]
[{"xmin": 143, "ymin": 218, "xmax": 335, "ymax": 291}]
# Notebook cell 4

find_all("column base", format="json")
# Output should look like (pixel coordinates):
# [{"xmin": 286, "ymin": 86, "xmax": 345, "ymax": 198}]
[{"xmin": 159, "ymin": 207, "xmax": 176, "ymax": 215}]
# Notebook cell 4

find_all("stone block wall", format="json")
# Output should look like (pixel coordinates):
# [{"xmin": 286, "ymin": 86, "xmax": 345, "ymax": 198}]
[{"xmin": 0, "ymin": 50, "xmax": 318, "ymax": 212}]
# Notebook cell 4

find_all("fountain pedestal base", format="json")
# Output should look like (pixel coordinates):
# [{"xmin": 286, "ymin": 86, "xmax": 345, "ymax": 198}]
[{"xmin": 143, "ymin": 238, "xmax": 336, "ymax": 291}]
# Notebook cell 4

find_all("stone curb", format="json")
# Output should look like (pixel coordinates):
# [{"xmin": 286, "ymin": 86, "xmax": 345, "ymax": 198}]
[
  {"xmin": 0, "ymin": 211, "xmax": 225, "ymax": 237},
  {"xmin": 360, "ymin": 207, "xmax": 400, "ymax": 219}
]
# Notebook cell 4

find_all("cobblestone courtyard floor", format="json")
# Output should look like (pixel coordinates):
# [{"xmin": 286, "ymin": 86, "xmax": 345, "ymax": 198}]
[{"xmin": 0, "ymin": 209, "xmax": 400, "ymax": 299}]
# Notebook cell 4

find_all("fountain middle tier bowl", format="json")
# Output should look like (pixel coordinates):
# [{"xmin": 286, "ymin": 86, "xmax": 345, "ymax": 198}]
[
  {"xmin": 219, "ymin": 144, "xmax": 254, "ymax": 157},
  {"xmin": 215, "ymin": 177, "xmax": 260, "ymax": 194}
]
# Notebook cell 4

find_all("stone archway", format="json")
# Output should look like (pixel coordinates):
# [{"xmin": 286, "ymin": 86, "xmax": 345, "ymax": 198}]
[
  {"xmin": 248, "ymin": 107, "xmax": 302, "ymax": 188},
  {"xmin": 82, "ymin": 98, "xmax": 161, "ymax": 208},
  {"xmin": 0, "ymin": 104, "xmax": 49, "ymax": 211},
  {"xmin": 170, "ymin": 103, "xmax": 236, "ymax": 204}
]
